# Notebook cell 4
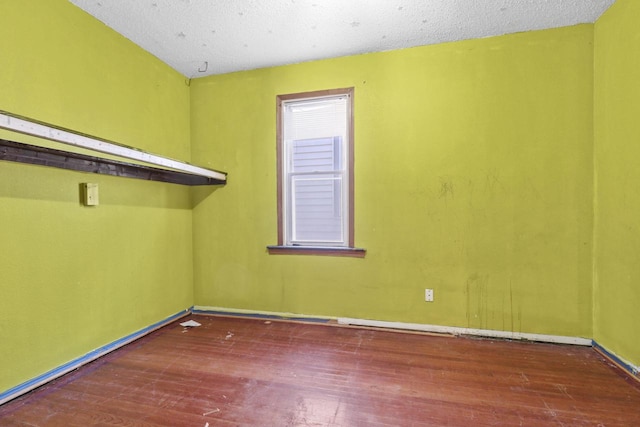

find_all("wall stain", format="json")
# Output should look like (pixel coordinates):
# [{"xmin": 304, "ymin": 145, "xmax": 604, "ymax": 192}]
[
  {"xmin": 467, "ymin": 179, "xmax": 475, "ymax": 209},
  {"xmin": 484, "ymin": 168, "xmax": 506, "ymax": 196},
  {"xmin": 526, "ymin": 176, "xmax": 542, "ymax": 200},
  {"xmin": 466, "ymin": 273, "xmax": 489, "ymax": 329},
  {"xmin": 510, "ymin": 280, "xmax": 515, "ymax": 333},
  {"xmin": 439, "ymin": 176, "xmax": 454, "ymax": 204}
]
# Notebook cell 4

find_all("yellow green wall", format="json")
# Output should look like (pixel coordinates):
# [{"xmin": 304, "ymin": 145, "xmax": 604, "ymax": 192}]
[
  {"xmin": 191, "ymin": 26, "xmax": 595, "ymax": 339},
  {"xmin": 3, "ymin": 0, "xmax": 638, "ymax": 398},
  {"xmin": 594, "ymin": 0, "xmax": 640, "ymax": 367},
  {"xmin": 0, "ymin": 1, "xmax": 193, "ymax": 393}
]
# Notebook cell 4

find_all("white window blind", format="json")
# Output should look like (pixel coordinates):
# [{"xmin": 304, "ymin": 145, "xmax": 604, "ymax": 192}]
[{"xmin": 283, "ymin": 95, "xmax": 349, "ymax": 246}]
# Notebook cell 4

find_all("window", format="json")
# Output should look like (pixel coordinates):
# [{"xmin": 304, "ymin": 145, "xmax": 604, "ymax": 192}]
[{"xmin": 268, "ymin": 88, "xmax": 364, "ymax": 257}]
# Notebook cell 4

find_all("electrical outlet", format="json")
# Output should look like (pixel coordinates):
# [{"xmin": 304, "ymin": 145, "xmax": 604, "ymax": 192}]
[{"xmin": 425, "ymin": 289, "xmax": 434, "ymax": 302}]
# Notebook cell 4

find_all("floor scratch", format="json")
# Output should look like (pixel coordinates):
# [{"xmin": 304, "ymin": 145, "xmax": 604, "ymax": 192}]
[{"xmin": 555, "ymin": 384, "xmax": 575, "ymax": 401}]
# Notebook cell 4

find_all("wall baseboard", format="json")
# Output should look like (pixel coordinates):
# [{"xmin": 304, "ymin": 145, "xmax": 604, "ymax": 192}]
[
  {"xmin": 0, "ymin": 309, "xmax": 190, "ymax": 406},
  {"xmin": 193, "ymin": 306, "xmax": 591, "ymax": 346},
  {"xmin": 337, "ymin": 317, "xmax": 593, "ymax": 346},
  {"xmin": 192, "ymin": 305, "xmax": 333, "ymax": 323},
  {"xmin": 593, "ymin": 340, "xmax": 640, "ymax": 380}
]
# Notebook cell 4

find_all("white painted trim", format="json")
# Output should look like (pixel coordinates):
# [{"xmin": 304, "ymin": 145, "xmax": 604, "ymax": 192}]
[
  {"xmin": 0, "ymin": 111, "xmax": 226, "ymax": 181},
  {"xmin": 193, "ymin": 306, "xmax": 591, "ymax": 346},
  {"xmin": 192, "ymin": 305, "xmax": 335, "ymax": 321},
  {"xmin": 337, "ymin": 317, "xmax": 593, "ymax": 346}
]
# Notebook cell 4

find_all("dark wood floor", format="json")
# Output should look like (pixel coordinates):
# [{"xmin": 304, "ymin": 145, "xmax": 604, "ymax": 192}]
[{"xmin": 1, "ymin": 315, "xmax": 639, "ymax": 426}]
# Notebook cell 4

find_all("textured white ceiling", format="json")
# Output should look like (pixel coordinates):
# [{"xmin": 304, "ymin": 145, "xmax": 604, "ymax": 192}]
[{"xmin": 68, "ymin": 0, "xmax": 615, "ymax": 78}]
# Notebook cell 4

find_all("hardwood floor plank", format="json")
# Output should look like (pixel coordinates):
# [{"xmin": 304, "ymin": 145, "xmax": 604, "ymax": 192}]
[{"xmin": 1, "ymin": 315, "xmax": 639, "ymax": 426}]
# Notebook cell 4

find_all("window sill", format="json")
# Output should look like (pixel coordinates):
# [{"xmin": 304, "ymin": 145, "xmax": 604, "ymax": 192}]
[{"xmin": 267, "ymin": 245, "xmax": 366, "ymax": 258}]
